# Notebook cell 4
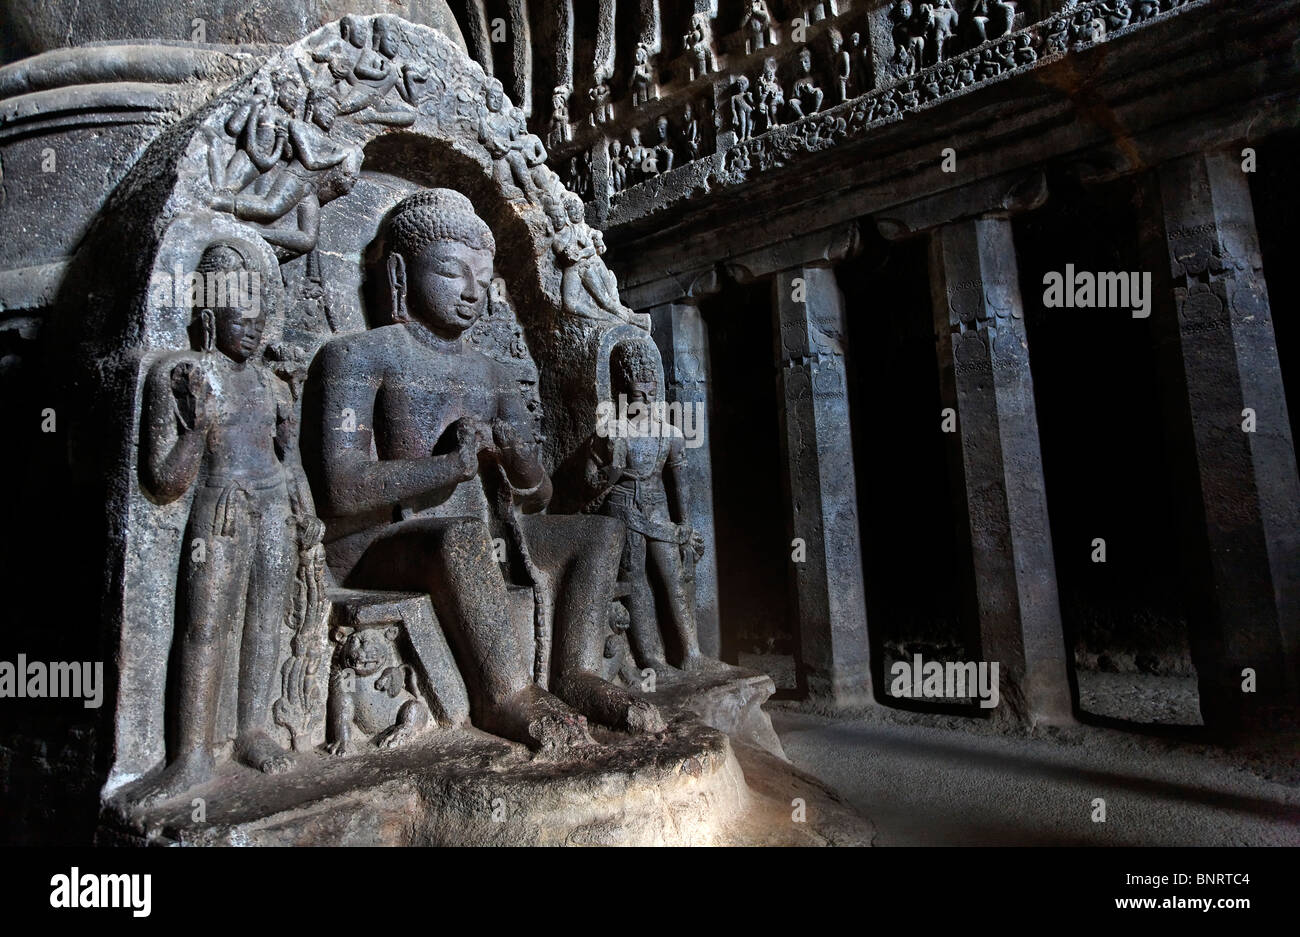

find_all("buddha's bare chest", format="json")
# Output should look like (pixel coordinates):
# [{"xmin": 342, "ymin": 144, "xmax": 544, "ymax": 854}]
[{"xmin": 375, "ymin": 363, "xmax": 498, "ymax": 455}]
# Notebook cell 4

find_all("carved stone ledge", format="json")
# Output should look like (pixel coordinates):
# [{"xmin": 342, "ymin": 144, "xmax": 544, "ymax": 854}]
[{"xmin": 592, "ymin": 0, "xmax": 1215, "ymax": 226}]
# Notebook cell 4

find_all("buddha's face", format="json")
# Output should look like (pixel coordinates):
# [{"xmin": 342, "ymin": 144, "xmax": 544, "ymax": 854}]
[
  {"xmin": 403, "ymin": 239, "xmax": 493, "ymax": 338},
  {"xmin": 620, "ymin": 372, "xmax": 658, "ymax": 406},
  {"xmin": 211, "ymin": 303, "xmax": 266, "ymax": 363}
]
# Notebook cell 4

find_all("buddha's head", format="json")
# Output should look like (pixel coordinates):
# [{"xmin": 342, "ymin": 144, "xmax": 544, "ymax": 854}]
[
  {"xmin": 194, "ymin": 240, "xmax": 266, "ymax": 364},
  {"xmin": 385, "ymin": 189, "xmax": 496, "ymax": 340}
]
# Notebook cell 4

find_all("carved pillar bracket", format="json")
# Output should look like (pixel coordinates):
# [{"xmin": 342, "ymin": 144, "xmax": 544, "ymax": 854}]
[
  {"xmin": 731, "ymin": 223, "xmax": 873, "ymax": 705},
  {"xmin": 1141, "ymin": 147, "xmax": 1300, "ymax": 731},
  {"xmin": 881, "ymin": 172, "xmax": 1073, "ymax": 727}
]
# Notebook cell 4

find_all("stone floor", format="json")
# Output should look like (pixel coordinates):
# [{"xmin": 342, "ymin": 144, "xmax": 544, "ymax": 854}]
[
  {"xmin": 771, "ymin": 708, "xmax": 1300, "ymax": 846},
  {"xmin": 1077, "ymin": 671, "xmax": 1203, "ymax": 726}
]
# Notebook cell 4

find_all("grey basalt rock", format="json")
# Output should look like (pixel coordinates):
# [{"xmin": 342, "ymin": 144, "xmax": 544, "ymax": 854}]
[{"xmin": 19, "ymin": 11, "xmax": 799, "ymax": 843}]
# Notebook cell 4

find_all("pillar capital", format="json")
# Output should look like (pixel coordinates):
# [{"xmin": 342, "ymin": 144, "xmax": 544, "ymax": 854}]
[
  {"xmin": 877, "ymin": 170, "xmax": 1048, "ymax": 241},
  {"xmin": 725, "ymin": 223, "xmax": 860, "ymax": 283},
  {"xmin": 619, "ymin": 265, "xmax": 719, "ymax": 311}
]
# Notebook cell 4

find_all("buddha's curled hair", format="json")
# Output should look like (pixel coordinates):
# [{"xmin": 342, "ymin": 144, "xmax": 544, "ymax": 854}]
[{"xmin": 387, "ymin": 188, "xmax": 496, "ymax": 256}]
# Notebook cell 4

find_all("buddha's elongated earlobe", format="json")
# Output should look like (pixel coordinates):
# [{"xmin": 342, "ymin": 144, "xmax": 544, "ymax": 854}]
[
  {"xmin": 200, "ymin": 308, "xmax": 216, "ymax": 353},
  {"xmin": 388, "ymin": 252, "xmax": 408, "ymax": 323}
]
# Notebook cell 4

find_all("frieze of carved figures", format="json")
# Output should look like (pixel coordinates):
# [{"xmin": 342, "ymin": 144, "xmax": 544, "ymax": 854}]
[
  {"xmin": 610, "ymin": 117, "xmax": 680, "ymax": 193},
  {"xmin": 630, "ymin": 43, "xmax": 658, "ymax": 107},
  {"xmin": 203, "ymin": 69, "xmax": 364, "ymax": 260},
  {"xmin": 198, "ymin": 13, "xmax": 482, "ymax": 263},
  {"xmin": 203, "ymin": 12, "xmax": 639, "ymax": 344},
  {"xmin": 304, "ymin": 13, "xmax": 447, "ymax": 127},
  {"xmin": 743, "ymin": 0, "xmax": 774, "ymax": 55},
  {"xmin": 708, "ymin": 0, "xmax": 1196, "ymax": 189},
  {"xmin": 683, "ymin": 13, "xmax": 716, "ymax": 81}
]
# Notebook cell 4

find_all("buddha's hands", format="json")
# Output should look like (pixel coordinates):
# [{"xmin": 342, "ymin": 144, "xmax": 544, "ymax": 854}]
[
  {"xmin": 169, "ymin": 361, "xmax": 212, "ymax": 434},
  {"xmin": 490, "ymin": 417, "xmax": 536, "ymax": 462},
  {"xmin": 452, "ymin": 418, "xmax": 493, "ymax": 481},
  {"xmin": 491, "ymin": 417, "xmax": 548, "ymax": 492}
]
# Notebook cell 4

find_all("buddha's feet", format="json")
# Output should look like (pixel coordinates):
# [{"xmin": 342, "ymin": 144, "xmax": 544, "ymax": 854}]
[
  {"xmin": 625, "ymin": 697, "xmax": 668, "ymax": 734},
  {"xmin": 681, "ymin": 654, "xmax": 745, "ymax": 677},
  {"xmin": 376, "ymin": 720, "xmax": 425, "ymax": 751},
  {"xmin": 485, "ymin": 684, "xmax": 596, "ymax": 755},
  {"xmin": 555, "ymin": 672, "xmax": 669, "ymax": 736},
  {"xmin": 130, "ymin": 749, "xmax": 214, "ymax": 809},
  {"xmin": 236, "ymin": 731, "xmax": 294, "ymax": 775}
]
